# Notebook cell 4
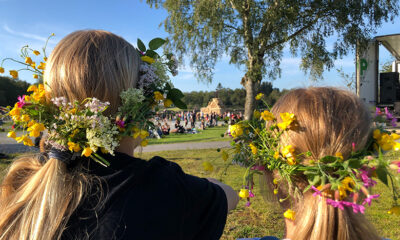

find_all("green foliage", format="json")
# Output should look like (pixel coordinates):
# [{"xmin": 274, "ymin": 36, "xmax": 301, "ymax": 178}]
[
  {"xmin": 146, "ymin": 0, "xmax": 399, "ymax": 82},
  {"xmin": 0, "ymin": 76, "xmax": 30, "ymax": 107},
  {"xmin": 183, "ymin": 82, "xmax": 286, "ymax": 110}
]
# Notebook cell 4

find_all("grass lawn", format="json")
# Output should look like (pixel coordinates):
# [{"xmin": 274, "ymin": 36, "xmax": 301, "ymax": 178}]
[
  {"xmin": 147, "ymin": 126, "xmax": 229, "ymax": 145},
  {"xmin": 138, "ymin": 149, "xmax": 400, "ymax": 240}
]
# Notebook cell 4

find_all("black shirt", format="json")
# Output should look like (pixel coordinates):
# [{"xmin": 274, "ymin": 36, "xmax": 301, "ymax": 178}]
[{"xmin": 62, "ymin": 152, "xmax": 228, "ymax": 240}]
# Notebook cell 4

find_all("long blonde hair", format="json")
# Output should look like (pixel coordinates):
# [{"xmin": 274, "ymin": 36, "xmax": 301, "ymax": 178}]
[
  {"xmin": 269, "ymin": 87, "xmax": 380, "ymax": 240},
  {"xmin": 0, "ymin": 30, "xmax": 140, "ymax": 240}
]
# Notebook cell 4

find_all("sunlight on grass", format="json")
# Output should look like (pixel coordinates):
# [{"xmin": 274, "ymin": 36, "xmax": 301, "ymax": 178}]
[{"xmin": 147, "ymin": 126, "xmax": 229, "ymax": 145}]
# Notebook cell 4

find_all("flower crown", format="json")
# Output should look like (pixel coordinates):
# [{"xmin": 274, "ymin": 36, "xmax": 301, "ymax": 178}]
[
  {"xmin": 2, "ymin": 36, "xmax": 186, "ymax": 166},
  {"xmin": 223, "ymin": 93, "xmax": 400, "ymax": 220}
]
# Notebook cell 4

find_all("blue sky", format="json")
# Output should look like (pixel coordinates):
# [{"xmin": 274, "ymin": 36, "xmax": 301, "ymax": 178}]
[{"xmin": 0, "ymin": 0, "xmax": 399, "ymax": 92}]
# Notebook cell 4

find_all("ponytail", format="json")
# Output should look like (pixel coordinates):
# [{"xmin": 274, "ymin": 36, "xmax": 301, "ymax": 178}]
[
  {"xmin": 291, "ymin": 194, "xmax": 380, "ymax": 240},
  {"xmin": 0, "ymin": 155, "xmax": 89, "ymax": 240}
]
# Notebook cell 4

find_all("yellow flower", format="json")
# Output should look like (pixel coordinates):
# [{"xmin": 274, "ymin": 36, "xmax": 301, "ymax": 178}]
[
  {"xmin": 393, "ymin": 142, "xmax": 400, "ymax": 151},
  {"xmin": 273, "ymin": 178, "xmax": 278, "ymax": 185},
  {"xmin": 43, "ymin": 57, "xmax": 48, "ymax": 62},
  {"xmin": 9, "ymin": 106, "xmax": 21, "ymax": 117},
  {"xmin": 255, "ymin": 93, "xmax": 264, "ymax": 100},
  {"xmin": 249, "ymin": 143, "xmax": 257, "ymax": 155},
  {"xmin": 261, "ymin": 110, "xmax": 275, "ymax": 121},
  {"xmin": 338, "ymin": 177, "xmax": 355, "ymax": 198},
  {"xmin": 253, "ymin": 110, "xmax": 261, "ymax": 119},
  {"xmin": 153, "ymin": 91, "xmax": 164, "ymax": 101},
  {"xmin": 391, "ymin": 133, "xmax": 400, "ymax": 140},
  {"xmin": 9, "ymin": 70, "xmax": 18, "ymax": 79},
  {"xmin": 202, "ymin": 161, "xmax": 214, "ymax": 172},
  {"xmin": 31, "ymin": 62, "xmax": 36, "ymax": 68},
  {"xmin": 229, "ymin": 124, "xmax": 243, "ymax": 138},
  {"xmin": 69, "ymin": 108, "xmax": 77, "ymax": 114},
  {"xmin": 20, "ymin": 114, "xmax": 30, "ymax": 122},
  {"xmin": 27, "ymin": 85, "xmax": 38, "ymax": 92},
  {"xmin": 15, "ymin": 135, "xmax": 34, "ymax": 146},
  {"xmin": 273, "ymin": 151, "xmax": 280, "ymax": 159},
  {"xmin": 33, "ymin": 50, "xmax": 40, "ymax": 56},
  {"xmin": 0, "ymin": 67, "xmax": 4, "ymax": 73},
  {"xmin": 239, "ymin": 189, "xmax": 250, "ymax": 199},
  {"xmin": 281, "ymin": 145, "xmax": 295, "ymax": 158},
  {"xmin": 82, "ymin": 147, "xmax": 93, "ymax": 157},
  {"xmin": 67, "ymin": 142, "xmax": 81, "ymax": 152},
  {"xmin": 163, "ymin": 99, "xmax": 173, "ymax": 108},
  {"xmin": 377, "ymin": 133, "xmax": 394, "ymax": 151},
  {"xmin": 33, "ymin": 74, "xmax": 39, "ymax": 79},
  {"xmin": 335, "ymin": 152, "xmax": 344, "ymax": 161},
  {"xmin": 283, "ymin": 209, "xmax": 296, "ymax": 220},
  {"xmin": 139, "ymin": 129, "xmax": 149, "ymax": 139},
  {"xmin": 37, "ymin": 62, "xmax": 46, "ymax": 70},
  {"xmin": 141, "ymin": 56, "xmax": 155, "ymax": 64},
  {"xmin": 27, "ymin": 122, "xmax": 45, "ymax": 133},
  {"xmin": 273, "ymin": 189, "xmax": 278, "ymax": 195},
  {"xmin": 287, "ymin": 157, "xmax": 297, "ymax": 165},
  {"xmin": 27, "ymin": 119, "xmax": 36, "ymax": 127},
  {"xmin": 277, "ymin": 112, "xmax": 296, "ymax": 130},
  {"xmin": 222, "ymin": 150, "xmax": 229, "ymax": 161},
  {"xmin": 25, "ymin": 57, "xmax": 33, "ymax": 65},
  {"xmin": 388, "ymin": 206, "xmax": 400, "ymax": 215},
  {"xmin": 7, "ymin": 131, "xmax": 16, "ymax": 139},
  {"xmin": 140, "ymin": 139, "xmax": 149, "ymax": 147}
]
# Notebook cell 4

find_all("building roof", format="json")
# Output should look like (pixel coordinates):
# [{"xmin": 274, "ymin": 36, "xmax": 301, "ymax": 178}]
[{"xmin": 375, "ymin": 33, "xmax": 400, "ymax": 60}]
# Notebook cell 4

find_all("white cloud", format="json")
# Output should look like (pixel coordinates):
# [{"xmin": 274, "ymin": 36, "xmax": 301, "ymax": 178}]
[{"xmin": 3, "ymin": 24, "xmax": 57, "ymax": 44}]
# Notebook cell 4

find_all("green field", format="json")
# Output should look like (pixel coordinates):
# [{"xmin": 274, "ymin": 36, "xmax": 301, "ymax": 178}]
[
  {"xmin": 148, "ymin": 126, "xmax": 229, "ymax": 145},
  {"xmin": 3, "ymin": 148, "xmax": 400, "ymax": 239},
  {"xmin": 138, "ymin": 149, "xmax": 400, "ymax": 240}
]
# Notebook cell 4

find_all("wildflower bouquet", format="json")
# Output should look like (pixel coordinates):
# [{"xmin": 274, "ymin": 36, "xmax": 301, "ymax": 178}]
[
  {"xmin": 223, "ymin": 93, "xmax": 400, "ymax": 219},
  {"xmin": 2, "ymin": 36, "xmax": 187, "ymax": 166}
]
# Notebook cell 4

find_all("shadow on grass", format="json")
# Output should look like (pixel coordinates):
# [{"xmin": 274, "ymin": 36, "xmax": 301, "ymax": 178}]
[{"xmin": 167, "ymin": 157, "xmax": 202, "ymax": 161}]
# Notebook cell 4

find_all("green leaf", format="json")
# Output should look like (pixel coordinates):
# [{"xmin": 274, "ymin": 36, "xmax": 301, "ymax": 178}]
[
  {"xmin": 348, "ymin": 159, "xmax": 362, "ymax": 168},
  {"xmin": 173, "ymin": 98, "xmax": 187, "ymax": 109},
  {"xmin": 376, "ymin": 165, "xmax": 388, "ymax": 186},
  {"xmin": 146, "ymin": 50, "xmax": 159, "ymax": 59},
  {"xmin": 149, "ymin": 38, "xmax": 166, "ymax": 50},
  {"xmin": 167, "ymin": 88, "xmax": 185, "ymax": 100},
  {"xmin": 137, "ymin": 38, "xmax": 146, "ymax": 52},
  {"xmin": 165, "ymin": 83, "xmax": 172, "ymax": 91}
]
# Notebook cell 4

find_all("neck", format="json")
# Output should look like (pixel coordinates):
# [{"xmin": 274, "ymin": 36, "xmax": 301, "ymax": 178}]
[
  {"xmin": 284, "ymin": 218, "xmax": 295, "ymax": 239},
  {"xmin": 116, "ymin": 136, "xmax": 139, "ymax": 157}
]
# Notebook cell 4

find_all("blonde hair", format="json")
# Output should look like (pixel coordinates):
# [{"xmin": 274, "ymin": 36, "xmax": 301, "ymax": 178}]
[
  {"xmin": 0, "ymin": 30, "xmax": 140, "ymax": 240},
  {"xmin": 269, "ymin": 87, "xmax": 380, "ymax": 240}
]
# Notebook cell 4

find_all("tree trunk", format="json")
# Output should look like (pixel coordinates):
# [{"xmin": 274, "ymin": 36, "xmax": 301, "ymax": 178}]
[{"xmin": 244, "ymin": 76, "xmax": 256, "ymax": 120}]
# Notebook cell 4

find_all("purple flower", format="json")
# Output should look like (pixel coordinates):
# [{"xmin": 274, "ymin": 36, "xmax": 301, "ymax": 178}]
[
  {"xmin": 251, "ymin": 165, "xmax": 265, "ymax": 171},
  {"xmin": 391, "ymin": 117, "xmax": 397, "ymax": 127},
  {"xmin": 17, "ymin": 95, "xmax": 26, "ymax": 108},
  {"xmin": 362, "ymin": 194, "xmax": 380, "ymax": 206},
  {"xmin": 116, "ymin": 120, "xmax": 125, "ymax": 128},
  {"xmin": 245, "ymin": 201, "xmax": 251, "ymax": 207},
  {"xmin": 351, "ymin": 203, "xmax": 365, "ymax": 214},
  {"xmin": 311, "ymin": 186, "xmax": 322, "ymax": 197},
  {"xmin": 326, "ymin": 199, "xmax": 345, "ymax": 210},
  {"xmin": 359, "ymin": 169, "xmax": 377, "ymax": 188},
  {"xmin": 376, "ymin": 107, "xmax": 382, "ymax": 116}
]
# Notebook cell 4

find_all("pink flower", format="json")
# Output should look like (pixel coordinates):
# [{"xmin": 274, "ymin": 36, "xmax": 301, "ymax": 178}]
[
  {"xmin": 375, "ymin": 107, "xmax": 382, "ymax": 116},
  {"xmin": 249, "ymin": 190, "xmax": 255, "ymax": 198},
  {"xmin": 251, "ymin": 165, "xmax": 265, "ymax": 171},
  {"xmin": 391, "ymin": 118, "xmax": 397, "ymax": 127},
  {"xmin": 17, "ymin": 95, "xmax": 26, "ymax": 108},
  {"xmin": 311, "ymin": 186, "xmax": 322, "ymax": 197},
  {"xmin": 362, "ymin": 194, "xmax": 380, "ymax": 206}
]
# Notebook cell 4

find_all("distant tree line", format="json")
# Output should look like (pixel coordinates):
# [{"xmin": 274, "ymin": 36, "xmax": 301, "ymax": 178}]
[
  {"xmin": 0, "ymin": 77, "xmax": 30, "ymax": 107},
  {"xmin": 183, "ymin": 82, "xmax": 288, "ymax": 110}
]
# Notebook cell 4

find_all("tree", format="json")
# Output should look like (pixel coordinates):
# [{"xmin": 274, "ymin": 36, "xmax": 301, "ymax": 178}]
[
  {"xmin": 381, "ymin": 59, "xmax": 395, "ymax": 73},
  {"xmin": 146, "ymin": 0, "xmax": 399, "ymax": 119}
]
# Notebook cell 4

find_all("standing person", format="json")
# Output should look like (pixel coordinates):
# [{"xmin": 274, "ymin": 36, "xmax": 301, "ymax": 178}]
[
  {"xmin": 0, "ymin": 30, "xmax": 238, "ymax": 240},
  {"xmin": 237, "ymin": 88, "xmax": 385, "ymax": 240}
]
